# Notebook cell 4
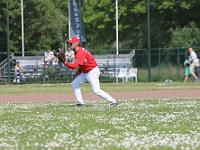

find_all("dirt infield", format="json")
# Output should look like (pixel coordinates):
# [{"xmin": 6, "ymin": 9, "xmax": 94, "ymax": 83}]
[{"xmin": 0, "ymin": 89, "xmax": 199, "ymax": 103}]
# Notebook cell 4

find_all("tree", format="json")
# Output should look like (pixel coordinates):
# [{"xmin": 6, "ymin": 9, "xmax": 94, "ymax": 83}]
[
  {"xmin": 0, "ymin": 0, "xmax": 67, "ymax": 54},
  {"xmin": 23, "ymin": 0, "xmax": 66, "ymax": 53},
  {"xmin": 1, "ymin": 0, "xmax": 200, "ymax": 55},
  {"xmin": 169, "ymin": 23, "xmax": 200, "ymax": 48}
]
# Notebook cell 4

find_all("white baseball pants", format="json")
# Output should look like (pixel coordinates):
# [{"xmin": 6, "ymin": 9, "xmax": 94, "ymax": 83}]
[{"xmin": 71, "ymin": 66, "xmax": 117, "ymax": 104}]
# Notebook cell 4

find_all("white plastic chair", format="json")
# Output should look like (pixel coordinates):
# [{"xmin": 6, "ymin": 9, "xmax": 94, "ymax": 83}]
[
  {"xmin": 126, "ymin": 68, "xmax": 138, "ymax": 82},
  {"xmin": 115, "ymin": 68, "xmax": 128, "ymax": 83}
]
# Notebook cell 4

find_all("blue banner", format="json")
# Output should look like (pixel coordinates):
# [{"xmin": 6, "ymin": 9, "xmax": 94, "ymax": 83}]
[{"xmin": 68, "ymin": 0, "xmax": 86, "ymax": 43}]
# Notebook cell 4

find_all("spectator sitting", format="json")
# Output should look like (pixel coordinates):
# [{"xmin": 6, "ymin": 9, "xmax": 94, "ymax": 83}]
[{"xmin": 13, "ymin": 61, "xmax": 23, "ymax": 83}]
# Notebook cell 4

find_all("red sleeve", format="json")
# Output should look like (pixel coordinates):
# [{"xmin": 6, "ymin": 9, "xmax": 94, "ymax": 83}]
[{"xmin": 64, "ymin": 61, "xmax": 79, "ymax": 69}]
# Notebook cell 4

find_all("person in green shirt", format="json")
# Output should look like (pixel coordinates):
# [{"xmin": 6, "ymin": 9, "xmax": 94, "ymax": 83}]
[{"xmin": 183, "ymin": 60, "xmax": 190, "ymax": 82}]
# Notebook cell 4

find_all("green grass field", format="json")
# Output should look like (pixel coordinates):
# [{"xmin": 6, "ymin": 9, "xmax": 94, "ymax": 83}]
[
  {"xmin": 0, "ymin": 100, "xmax": 200, "ymax": 150},
  {"xmin": 0, "ymin": 82, "xmax": 200, "ymax": 95},
  {"xmin": 0, "ymin": 83, "xmax": 200, "ymax": 150}
]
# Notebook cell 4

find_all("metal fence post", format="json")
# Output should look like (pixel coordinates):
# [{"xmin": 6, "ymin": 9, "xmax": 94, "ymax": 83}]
[
  {"xmin": 147, "ymin": 0, "xmax": 151, "ymax": 82},
  {"xmin": 6, "ymin": 0, "xmax": 11, "ymax": 83},
  {"xmin": 114, "ymin": 53, "xmax": 116, "ymax": 82},
  {"xmin": 133, "ymin": 51, "xmax": 136, "ymax": 68},
  {"xmin": 177, "ymin": 48, "xmax": 180, "ymax": 80},
  {"xmin": 158, "ymin": 48, "xmax": 161, "ymax": 81},
  {"xmin": 43, "ymin": 52, "xmax": 46, "ymax": 84}
]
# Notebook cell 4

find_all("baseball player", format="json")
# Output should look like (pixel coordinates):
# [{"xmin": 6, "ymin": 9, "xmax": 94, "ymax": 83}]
[{"xmin": 64, "ymin": 36, "xmax": 118, "ymax": 107}]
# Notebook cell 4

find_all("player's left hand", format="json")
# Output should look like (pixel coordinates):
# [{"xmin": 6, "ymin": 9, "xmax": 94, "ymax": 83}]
[{"xmin": 54, "ymin": 48, "xmax": 66, "ymax": 63}]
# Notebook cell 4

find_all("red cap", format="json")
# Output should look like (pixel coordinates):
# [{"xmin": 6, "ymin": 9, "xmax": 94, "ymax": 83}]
[{"xmin": 67, "ymin": 36, "xmax": 80, "ymax": 44}]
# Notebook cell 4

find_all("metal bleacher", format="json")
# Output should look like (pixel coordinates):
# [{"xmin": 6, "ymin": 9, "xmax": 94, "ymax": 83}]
[
  {"xmin": 94, "ymin": 50, "xmax": 135, "ymax": 77},
  {"xmin": 14, "ymin": 56, "xmax": 44, "ymax": 79},
  {"xmin": 13, "ymin": 56, "xmax": 72, "ymax": 81},
  {"xmin": 0, "ymin": 54, "xmax": 15, "ymax": 83}
]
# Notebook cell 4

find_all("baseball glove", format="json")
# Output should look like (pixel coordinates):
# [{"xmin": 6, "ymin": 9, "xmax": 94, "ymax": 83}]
[{"xmin": 53, "ymin": 48, "xmax": 66, "ymax": 63}]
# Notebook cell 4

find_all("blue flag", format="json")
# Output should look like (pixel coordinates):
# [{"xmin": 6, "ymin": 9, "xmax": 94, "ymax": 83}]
[{"xmin": 68, "ymin": 0, "xmax": 86, "ymax": 43}]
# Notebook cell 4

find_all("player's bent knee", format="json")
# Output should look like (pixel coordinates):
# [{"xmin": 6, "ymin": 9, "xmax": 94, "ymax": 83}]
[
  {"xmin": 93, "ymin": 90, "xmax": 102, "ymax": 96},
  {"xmin": 71, "ymin": 82, "xmax": 78, "ymax": 90}
]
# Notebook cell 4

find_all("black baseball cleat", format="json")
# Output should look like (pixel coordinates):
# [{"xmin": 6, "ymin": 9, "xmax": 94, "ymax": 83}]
[
  {"xmin": 76, "ymin": 104, "xmax": 84, "ymax": 107},
  {"xmin": 110, "ymin": 102, "xmax": 118, "ymax": 107}
]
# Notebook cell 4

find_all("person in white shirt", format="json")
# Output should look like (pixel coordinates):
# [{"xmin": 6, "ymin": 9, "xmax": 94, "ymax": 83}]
[
  {"xmin": 188, "ymin": 48, "xmax": 199, "ymax": 81},
  {"xmin": 13, "ymin": 61, "xmax": 23, "ymax": 83}
]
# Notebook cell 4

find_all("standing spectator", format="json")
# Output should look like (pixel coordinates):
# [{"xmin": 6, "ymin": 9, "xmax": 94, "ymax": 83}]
[
  {"xmin": 188, "ymin": 48, "xmax": 199, "ymax": 81},
  {"xmin": 64, "ymin": 36, "xmax": 118, "ymax": 107},
  {"xmin": 13, "ymin": 61, "xmax": 23, "ymax": 83},
  {"xmin": 44, "ymin": 50, "xmax": 55, "ymax": 67}
]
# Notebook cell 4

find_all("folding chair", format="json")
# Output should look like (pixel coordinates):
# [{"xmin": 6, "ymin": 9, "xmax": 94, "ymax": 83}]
[
  {"xmin": 127, "ymin": 68, "xmax": 138, "ymax": 82},
  {"xmin": 115, "ymin": 68, "xmax": 128, "ymax": 83}
]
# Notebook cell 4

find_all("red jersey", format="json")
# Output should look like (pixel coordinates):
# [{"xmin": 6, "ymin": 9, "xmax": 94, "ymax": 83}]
[{"xmin": 64, "ymin": 47, "xmax": 97, "ymax": 73}]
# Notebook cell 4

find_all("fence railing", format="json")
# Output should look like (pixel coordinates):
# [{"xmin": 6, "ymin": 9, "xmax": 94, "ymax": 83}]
[
  {"xmin": 0, "ymin": 47, "xmax": 199, "ymax": 84},
  {"xmin": 0, "ymin": 52, "xmax": 14, "ymax": 83}
]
